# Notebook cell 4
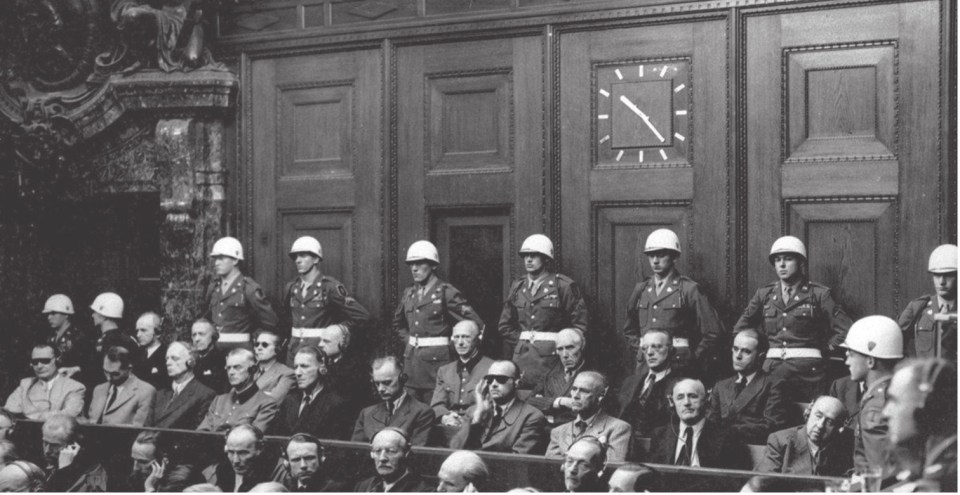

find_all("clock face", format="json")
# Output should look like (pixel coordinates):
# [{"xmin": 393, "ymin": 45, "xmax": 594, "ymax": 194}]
[{"xmin": 595, "ymin": 60, "xmax": 691, "ymax": 166}]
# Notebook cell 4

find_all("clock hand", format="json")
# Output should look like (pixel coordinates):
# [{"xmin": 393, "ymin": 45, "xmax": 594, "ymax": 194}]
[{"xmin": 619, "ymin": 95, "xmax": 665, "ymax": 142}]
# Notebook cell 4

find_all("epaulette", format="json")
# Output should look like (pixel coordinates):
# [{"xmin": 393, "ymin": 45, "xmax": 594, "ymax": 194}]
[{"xmin": 554, "ymin": 273, "xmax": 576, "ymax": 285}]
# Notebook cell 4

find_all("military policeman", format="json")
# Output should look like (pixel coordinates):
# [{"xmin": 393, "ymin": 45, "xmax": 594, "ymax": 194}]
[
  {"xmin": 842, "ymin": 315, "xmax": 903, "ymax": 478},
  {"xmin": 41, "ymin": 295, "xmax": 97, "ymax": 386},
  {"xmin": 392, "ymin": 240, "xmax": 484, "ymax": 403},
  {"xmin": 622, "ymin": 229, "xmax": 725, "ymax": 377},
  {"xmin": 204, "ymin": 237, "xmax": 278, "ymax": 351},
  {"xmin": 282, "ymin": 236, "xmax": 370, "ymax": 366},
  {"xmin": 90, "ymin": 292, "xmax": 138, "ymax": 357},
  {"xmin": 898, "ymin": 244, "xmax": 957, "ymax": 362},
  {"xmin": 734, "ymin": 236, "xmax": 852, "ymax": 401},
  {"xmin": 498, "ymin": 234, "xmax": 589, "ymax": 389}
]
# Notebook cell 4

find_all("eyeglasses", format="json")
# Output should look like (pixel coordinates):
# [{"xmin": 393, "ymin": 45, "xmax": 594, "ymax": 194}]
[
  {"xmin": 31, "ymin": 358, "xmax": 53, "ymax": 366},
  {"xmin": 484, "ymin": 374, "xmax": 513, "ymax": 384},
  {"xmin": 254, "ymin": 342, "xmax": 272, "ymax": 348}
]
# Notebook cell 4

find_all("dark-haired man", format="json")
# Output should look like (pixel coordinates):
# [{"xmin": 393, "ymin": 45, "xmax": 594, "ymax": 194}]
[
  {"xmin": 282, "ymin": 434, "xmax": 345, "ymax": 492},
  {"xmin": 352, "ymin": 356, "xmax": 435, "ymax": 445},
  {"xmin": 5, "ymin": 344, "xmax": 86, "ymax": 419},
  {"xmin": 87, "ymin": 346, "xmax": 156, "ymax": 426},
  {"xmin": 273, "ymin": 346, "xmax": 351, "ymax": 438}
]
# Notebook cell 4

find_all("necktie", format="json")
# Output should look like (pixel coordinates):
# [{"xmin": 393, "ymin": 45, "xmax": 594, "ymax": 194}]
[
  {"xmin": 386, "ymin": 401, "xmax": 395, "ymax": 417},
  {"xmin": 676, "ymin": 426, "xmax": 694, "ymax": 465},
  {"xmin": 656, "ymin": 278, "xmax": 665, "ymax": 295},
  {"xmin": 783, "ymin": 285, "xmax": 794, "ymax": 302},
  {"xmin": 487, "ymin": 406, "xmax": 504, "ymax": 439},
  {"xmin": 733, "ymin": 376, "xmax": 746, "ymax": 398},
  {"xmin": 639, "ymin": 374, "xmax": 656, "ymax": 400},
  {"xmin": 99, "ymin": 385, "xmax": 118, "ymax": 424},
  {"xmin": 574, "ymin": 420, "xmax": 587, "ymax": 437},
  {"xmin": 299, "ymin": 394, "xmax": 311, "ymax": 417}
]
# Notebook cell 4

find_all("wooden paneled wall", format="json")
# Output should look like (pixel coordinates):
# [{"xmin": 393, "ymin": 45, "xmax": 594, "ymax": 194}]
[{"xmin": 223, "ymin": 0, "xmax": 954, "ymax": 370}]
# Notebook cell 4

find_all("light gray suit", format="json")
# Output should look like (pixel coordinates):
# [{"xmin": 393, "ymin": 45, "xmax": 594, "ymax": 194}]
[
  {"xmin": 88, "ymin": 375, "xmax": 156, "ymax": 426},
  {"xmin": 546, "ymin": 411, "xmax": 633, "ymax": 462}
]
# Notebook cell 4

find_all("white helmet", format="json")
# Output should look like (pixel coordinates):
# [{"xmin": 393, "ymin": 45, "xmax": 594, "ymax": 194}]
[
  {"xmin": 90, "ymin": 292, "xmax": 124, "ymax": 319},
  {"xmin": 210, "ymin": 237, "xmax": 244, "ymax": 261},
  {"xmin": 519, "ymin": 234, "xmax": 554, "ymax": 259},
  {"xmin": 289, "ymin": 236, "xmax": 323, "ymax": 260},
  {"xmin": 644, "ymin": 229, "xmax": 682, "ymax": 254},
  {"xmin": 42, "ymin": 294, "xmax": 74, "ymax": 315},
  {"xmin": 928, "ymin": 244, "xmax": 958, "ymax": 274},
  {"xmin": 769, "ymin": 235, "xmax": 807, "ymax": 264},
  {"xmin": 406, "ymin": 240, "xmax": 440, "ymax": 264},
  {"xmin": 841, "ymin": 315, "xmax": 903, "ymax": 359}
]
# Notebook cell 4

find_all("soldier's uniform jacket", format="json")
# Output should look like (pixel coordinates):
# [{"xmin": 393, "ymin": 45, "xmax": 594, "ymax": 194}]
[
  {"xmin": 96, "ymin": 329, "xmax": 139, "ymax": 356},
  {"xmin": 45, "ymin": 324, "xmax": 98, "ymax": 386},
  {"xmin": 392, "ymin": 279, "xmax": 483, "ymax": 390},
  {"xmin": 282, "ymin": 275, "xmax": 370, "ymax": 338},
  {"xmin": 498, "ymin": 272, "xmax": 589, "ymax": 354},
  {"xmin": 898, "ymin": 295, "xmax": 957, "ymax": 361},
  {"xmin": 204, "ymin": 275, "xmax": 279, "ymax": 336},
  {"xmin": 854, "ymin": 376, "xmax": 893, "ymax": 475},
  {"xmin": 621, "ymin": 273, "xmax": 725, "ymax": 361},
  {"xmin": 734, "ymin": 279, "xmax": 851, "ymax": 351}
]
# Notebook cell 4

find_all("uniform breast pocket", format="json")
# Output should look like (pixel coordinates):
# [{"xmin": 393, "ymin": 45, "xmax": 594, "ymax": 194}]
[
  {"xmin": 763, "ymin": 305, "xmax": 778, "ymax": 320},
  {"xmin": 305, "ymin": 298, "xmax": 326, "ymax": 309},
  {"xmin": 418, "ymin": 346, "xmax": 452, "ymax": 364},
  {"xmin": 916, "ymin": 319, "xmax": 935, "ymax": 352},
  {"xmin": 635, "ymin": 300, "xmax": 651, "ymax": 326}
]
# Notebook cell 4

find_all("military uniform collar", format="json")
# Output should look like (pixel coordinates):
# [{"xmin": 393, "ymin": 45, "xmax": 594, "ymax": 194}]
[
  {"xmin": 220, "ymin": 271, "xmax": 242, "ymax": 289},
  {"xmin": 297, "ymin": 271, "xmax": 323, "ymax": 287},
  {"xmin": 232, "ymin": 383, "xmax": 260, "ymax": 404},
  {"xmin": 457, "ymin": 351, "xmax": 482, "ymax": 373},
  {"xmin": 417, "ymin": 276, "xmax": 439, "ymax": 295},
  {"xmin": 936, "ymin": 295, "xmax": 956, "ymax": 312},
  {"xmin": 861, "ymin": 375, "xmax": 892, "ymax": 405}
]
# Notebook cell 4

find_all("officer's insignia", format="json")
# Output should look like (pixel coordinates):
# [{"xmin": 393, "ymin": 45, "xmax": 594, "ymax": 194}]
[
  {"xmin": 867, "ymin": 341, "xmax": 876, "ymax": 351},
  {"xmin": 337, "ymin": 285, "xmax": 347, "ymax": 297}
]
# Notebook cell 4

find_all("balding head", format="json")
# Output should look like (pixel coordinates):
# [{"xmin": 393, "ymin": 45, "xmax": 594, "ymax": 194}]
[
  {"xmin": 557, "ymin": 328, "xmax": 585, "ymax": 370},
  {"xmin": 671, "ymin": 378, "xmax": 707, "ymax": 425},
  {"xmin": 451, "ymin": 321, "xmax": 482, "ymax": 359},
  {"xmin": 805, "ymin": 396, "xmax": 846, "ymax": 447},
  {"xmin": 437, "ymin": 450, "xmax": 489, "ymax": 492},
  {"xmin": 0, "ymin": 462, "xmax": 45, "ymax": 492}
]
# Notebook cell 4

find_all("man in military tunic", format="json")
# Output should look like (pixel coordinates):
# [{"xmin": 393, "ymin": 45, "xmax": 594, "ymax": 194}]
[
  {"xmin": 393, "ymin": 240, "xmax": 484, "ymax": 404},
  {"xmin": 204, "ymin": 236, "xmax": 278, "ymax": 351},
  {"xmin": 282, "ymin": 236, "xmax": 370, "ymax": 366},
  {"xmin": 498, "ymin": 234, "xmax": 588, "ymax": 389},
  {"xmin": 842, "ymin": 315, "xmax": 903, "ymax": 478},
  {"xmin": 734, "ymin": 236, "xmax": 852, "ymax": 402},
  {"xmin": 90, "ymin": 292, "xmax": 138, "ymax": 357},
  {"xmin": 40, "ymin": 294, "xmax": 98, "ymax": 388},
  {"xmin": 622, "ymin": 229, "xmax": 725, "ymax": 378},
  {"xmin": 898, "ymin": 244, "xmax": 957, "ymax": 362}
]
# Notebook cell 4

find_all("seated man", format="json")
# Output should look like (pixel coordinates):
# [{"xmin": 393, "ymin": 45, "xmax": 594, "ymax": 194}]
[
  {"xmin": 253, "ymin": 331, "xmax": 296, "ymax": 402},
  {"xmin": 272, "ymin": 346, "xmax": 351, "ymax": 438},
  {"xmin": 87, "ymin": 346, "xmax": 156, "ymax": 426},
  {"xmin": 436, "ymin": 450, "xmax": 489, "ymax": 493},
  {"xmin": 615, "ymin": 329, "xmax": 676, "ymax": 439},
  {"xmin": 607, "ymin": 464, "xmax": 661, "ymax": 492},
  {"xmin": 547, "ymin": 371, "xmax": 632, "ymax": 462},
  {"xmin": 561, "ymin": 437, "xmax": 608, "ymax": 493},
  {"xmin": 316, "ymin": 325, "xmax": 370, "ymax": 410},
  {"xmin": 281, "ymin": 433, "xmax": 345, "ymax": 492},
  {"xmin": 431, "ymin": 321, "xmax": 494, "ymax": 437},
  {"xmin": 147, "ymin": 341, "xmax": 217, "ymax": 429},
  {"xmin": 450, "ymin": 360, "xmax": 547, "ymax": 454},
  {"xmin": 133, "ymin": 312, "xmax": 171, "ymax": 391},
  {"xmin": 527, "ymin": 328, "xmax": 589, "ymax": 426},
  {"xmin": 354, "ymin": 428, "xmax": 433, "ymax": 492},
  {"xmin": 123, "ymin": 431, "xmax": 203, "ymax": 492},
  {"xmin": 192, "ymin": 319, "xmax": 228, "ymax": 393},
  {"xmin": 0, "ymin": 461, "xmax": 46, "ymax": 492},
  {"xmin": 41, "ymin": 414, "xmax": 108, "ymax": 492},
  {"xmin": 756, "ymin": 396, "xmax": 852, "ymax": 476},
  {"xmin": 352, "ymin": 356, "xmax": 435, "ymax": 445},
  {"xmin": 198, "ymin": 348, "xmax": 279, "ymax": 433},
  {"xmin": 5, "ymin": 344, "xmax": 85, "ymax": 419},
  {"xmin": 209, "ymin": 424, "xmax": 274, "ymax": 492},
  {"xmin": 648, "ymin": 378, "xmax": 750, "ymax": 470},
  {"xmin": 707, "ymin": 329, "xmax": 789, "ymax": 444}
]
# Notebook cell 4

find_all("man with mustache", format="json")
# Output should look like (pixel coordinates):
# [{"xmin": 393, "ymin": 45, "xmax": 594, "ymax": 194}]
[{"xmin": 757, "ymin": 395, "xmax": 853, "ymax": 476}]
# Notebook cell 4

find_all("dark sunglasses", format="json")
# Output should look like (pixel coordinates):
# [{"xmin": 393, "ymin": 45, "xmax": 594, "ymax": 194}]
[
  {"xmin": 484, "ymin": 374, "xmax": 513, "ymax": 384},
  {"xmin": 31, "ymin": 358, "xmax": 53, "ymax": 366},
  {"xmin": 254, "ymin": 341, "xmax": 273, "ymax": 348}
]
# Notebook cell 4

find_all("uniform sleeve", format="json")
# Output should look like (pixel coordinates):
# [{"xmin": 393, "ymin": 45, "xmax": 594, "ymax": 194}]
[
  {"xmin": 197, "ymin": 398, "xmax": 217, "ymax": 432},
  {"xmin": 248, "ymin": 285, "xmax": 279, "ymax": 333},
  {"xmin": 194, "ymin": 390, "xmax": 216, "ymax": 430},
  {"xmin": 689, "ymin": 284, "xmax": 726, "ymax": 361},
  {"xmin": 560, "ymin": 280, "xmax": 589, "ymax": 333},
  {"xmin": 897, "ymin": 300, "xmax": 923, "ymax": 358},
  {"xmin": 513, "ymin": 410, "xmax": 547, "ymax": 454},
  {"xmin": 265, "ymin": 370, "xmax": 296, "ymax": 402},
  {"xmin": 755, "ymin": 432, "xmax": 785, "ymax": 473},
  {"xmin": 430, "ymin": 371, "xmax": 451, "ymax": 417},
  {"xmin": 498, "ymin": 284, "xmax": 521, "ymax": 356},
  {"xmin": 444, "ymin": 286, "xmax": 484, "ymax": 334},
  {"xmin": 819, "ymin": 288, "xmax": 852, "ymax": 350},
  {"xmin": 326, "ymin": 282, "xmax": 371, "ymax": 332},
  {"xmin": 621, "ymin": 284, "xmax": 644, "ymax": 355},
  {"xmin": 252, "ymin": 397, "xmax": 280, "ymax": 434},
  {"xmin": 733, "ymin": 289, "xmax": 766, "ymax": 333},
  {"xmin": 410, "ymin": 406, "xmax": 437, "ymax": 446},
  {"xmin": 392, "ymin": 291, "xmax": 411, "ymax": 342}
]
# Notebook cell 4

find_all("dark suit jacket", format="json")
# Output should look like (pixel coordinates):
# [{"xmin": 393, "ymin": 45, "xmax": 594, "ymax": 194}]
[
  {"xmin": 134, "ymin": 344, "xmax": 171, "ymax": 391},
  {"xmin": 756, "ymin": 425, "xmax": 853, "ymax": 477},
  {"xmin": 707, "ymin": 370, "xmax": 789, "ymax": 444},
  {"xmin": 829, "ymin": 376, "xmax": 861, "ymax": 431},
  {"xmin": 211, "ymin": 458, "xmax": 274, "ymax": 492},
  {"xmin": 352, "ymin": 395, "xmax": 436, "ymax": 445},
  {"xmin": 647, "ymin": 420, "xmax": 751, "ymax": 470},
  {"xmin": 354, "ymin": 471, "xmax": 434, "ymax": 492},
  {"xmin": 326, "ymin": 354, "xmax": 374, "ymax": 412},
  {"xmin": 273, "ymin": 385, "xmax": 353, "ymax": 439},
  {"xmin": 526, "ymin": 361, "xmax": 581, "ymax": 424},
  {"xmin": 450, "ymin": 399, "xmax": 547, "ymax": 454},
  {"xmin": 195, "ymin": 347, "xmax": 228, "ymax": 394},
  {"xmin": 147, "ymin": 377, "xmax": 216, "ymax": 429},
  {"xmin": 614, "ymin": 370, "xmax": 675, "ymax": 438}
]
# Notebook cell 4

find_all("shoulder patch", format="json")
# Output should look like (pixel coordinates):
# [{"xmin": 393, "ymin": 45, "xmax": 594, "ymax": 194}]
[
  {"xmin": 337, "ymin": 285, "xmax": 347, "ymax": 297},
  {"xmin": 555, "ymin": 273, "xmax": 576, "ymax": 284}
]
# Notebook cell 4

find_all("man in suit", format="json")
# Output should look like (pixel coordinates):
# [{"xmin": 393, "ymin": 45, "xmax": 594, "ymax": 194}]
[
  {"xmin": 615, "ymin": 329, "xmax": 676, "ymax": 440},
  {"xmin": 450, "ymin": 360, "xmax": 547, "ymax": 454},
  {"xmin": 561, "ymin": 437, "xmax": 608, "ymax": 493},
  {"xmin": 88, "ymin": 346, "xmax": 156, "ymax": 426},
  {"xmin": 192, "ymin": 319, "xmax": 228, "ymax": 393},
  {"xmin": 316, "ymin": 325, "xmax": 370, "ymax": 414},
  {"xmin": 198, "ymin": 348, "xmax": 279, "ymax": 433},
  {"xmin": 281, "ymin": 434, "xmax": 346, "ymax": 492},
  {"xmin": 528, "ymin": 328, "xmax": 589, "ymax": 426},
  {"xmin": 708, "ymin": 329, "xmax": 789, "ymax": 444},
  {"xmin": 431, "ymin": 320, "xmax": 494, "ymax": 439},
  {"xmin": 147, "ymin": 341, "xmax": 216, "ymax": 429},
  {"xmin": 122, "ymin": 431, "xmax": 204, "ymax": 492},
  {"xmin": 41, "ymin": 414, "xmax": 108, "ymax": 492},
  {"xmin": 756, "ymin": 396, "xmax": 853, "ymax": 476},
  {"xmin": 436, "ymin": 451, "xmax": 489, "ymax": 492},
  {"xmin": 209, "ymin": 424, "xmax": 274, "ymax": 492},
  {"xmin": 648, "ymin": 378, "xmax": 750, "ymax": 469},
  {"xmin": 272, "ymin": 346, "xmax": 352, "ymax": 439},
  {"xmin": 352, "ymin": 356, "xmax": 435, "ymax": 445},
  {"xmin": 547, "ymin": 371, "xmax": 632, "ymax": 462},
  {"xmin": 5, "ymin": 344, "xmax": 86, "ymax": 420},
  {"xmin": 354, "ymin": 428, "xmax": 434, "ymax": 492},
  {"xmin": 253, "ymin": 331, "xmax": 296, "ymax": 402},
  {"xmin": 133, "ymin": 312, "xmax": 171, "ymax": 391}
]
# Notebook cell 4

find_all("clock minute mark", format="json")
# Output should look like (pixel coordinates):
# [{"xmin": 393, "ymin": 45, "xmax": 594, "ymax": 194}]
[
  {"xmin": 615, "ymin": 150, "xmax": 624, "ymax": 162},
  {"xmin": 599, "ymin": 135, "xmax": 610, "ymax": 144},
  {"xmin": 674, "ymin": 84, "xmax": 686, "ymax": 93},
  {"xmin": 599, "ymin": 89, "xmax": 610, "ymax": 97},
  {"xmin": 659, "ymin": 66, "xmax": 668, "ymax": 77},
  {"xmin": 659, "ymin": 149, "xmax": 668, "ymax": 160},
  {"xmin": 615, "ymin": 69, "xmax": 623, "ymax": 80},
  {"xmin": 598, "ymin": 114, "xmax": 609, "ymax": 120},
  {"xmin": 674, "ymin": 133, "xmax": 685, "ymax": 141},
  {"xmin": 676, "ymin": 110, "xmax": 688, "ymax": 116}
]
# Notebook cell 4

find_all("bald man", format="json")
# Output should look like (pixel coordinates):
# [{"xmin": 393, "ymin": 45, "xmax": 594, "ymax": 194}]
[
  {"xmin": 355, "ymin": 429, "xmax": 433, "ymax": 492},
  {"xmin": 756, "ymin": 396, "xmax": 853, "ymax": 476},
  {"xmin": 437, "ymin": 450, "xmax": 488, "ymax": 492},
  {"xmin": 0, "ymin": 461, "xmax": 46, "ymax": 492},
  {"xmin": 431, "ymin": 321, "xmax": 494, "ymax": 431},
  {"xmin": 527, "ymin": 328, "xmax": 589, "ymax": 425}
]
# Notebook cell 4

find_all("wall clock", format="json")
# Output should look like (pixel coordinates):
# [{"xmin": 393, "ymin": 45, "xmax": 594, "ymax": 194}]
[{"xmin": 595, "ymin": 60, "xmax": 691, "ymax": 166}]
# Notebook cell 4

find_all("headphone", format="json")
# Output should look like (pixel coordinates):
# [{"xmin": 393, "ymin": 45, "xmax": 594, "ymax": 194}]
[
  {"xmin": 563, "ymin": 436, "xmax": 608, "ymax": 478},
  {"xmin": 226, "ymin": 423, "xmax": 265, "ymax": 450},
  {"xmin": 282, "ymin": 433, "xmax": 327, "ymax": 466}
]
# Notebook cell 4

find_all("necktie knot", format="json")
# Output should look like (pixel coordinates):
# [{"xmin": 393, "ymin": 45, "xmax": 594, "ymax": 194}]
[
  {"xmin": 574, "ymin": 420, "xmax": 587, "ymax": 436},
  {"xmin": 734, "ymin": 376, "xmax": 746, "ymax": 397},
  {"xmin": 386, "ymin": 401, "xmax": 395, "ymax": 416}
]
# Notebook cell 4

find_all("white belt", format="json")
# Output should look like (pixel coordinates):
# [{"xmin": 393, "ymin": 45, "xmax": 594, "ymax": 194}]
[
  {"xmin": 218, "ymin": 333, "xmax": 251, "ymax": 343},
  {"xmin": 768, "ymin": 347, "xmax": 822, "ymax": 360},
  {"xmin": 292, "ymin": 328, "xmax": 324, "ymax": 338},
  {"xmin": 673, "ymin": 338, "xmax": 690, "ymax": 348},
  {"xmin": 409, "ymin": 336, "xmax": 450, "ymax": 347},
  {"xmin": 519, "ymin": 331, "xmax": 558, "ymax": 342}
]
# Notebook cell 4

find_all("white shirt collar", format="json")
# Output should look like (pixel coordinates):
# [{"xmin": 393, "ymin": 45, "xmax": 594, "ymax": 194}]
[
  {"xmin": 937, "ymin": 295, "xmax": 955, "ymax": 312},
  {"xmin": 41, "ymin": 374, "xmax": 59, "ymax": 391},
  {"xmin": 739, "ymin": 371, "xmax": 758, "ymax": 386},
  {"xmin": 674, "ymin": 417, "xmax": 707, "ymax": 467}
]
